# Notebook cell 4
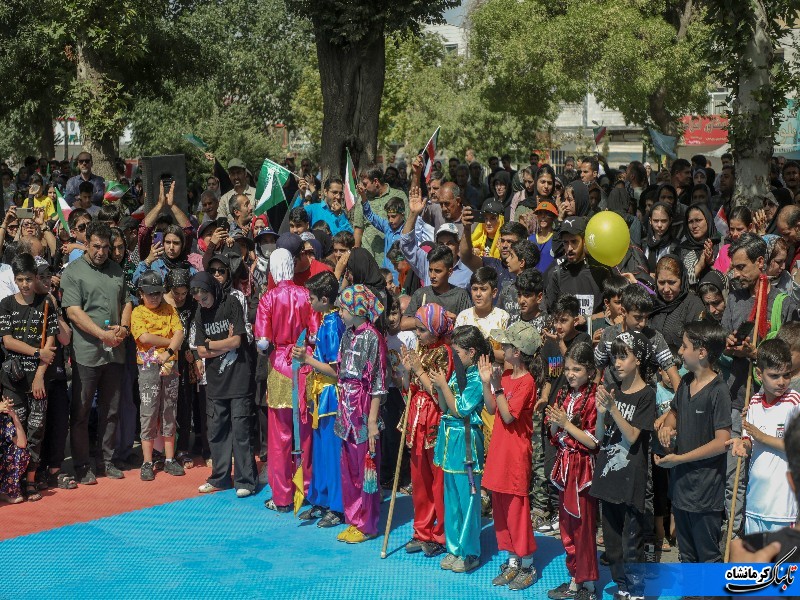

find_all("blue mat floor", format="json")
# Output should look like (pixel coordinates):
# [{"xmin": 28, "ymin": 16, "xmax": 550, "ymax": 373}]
[{"xmin": 0, "ymin": 484, "xmax": 672, "ymax": 599}]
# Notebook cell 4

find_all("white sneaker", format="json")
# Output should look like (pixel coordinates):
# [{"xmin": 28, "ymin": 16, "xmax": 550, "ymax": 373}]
[
  {"xmin": 236, "ymin": 488, "xmax": 253, "ymax": 498},
  {"xmin": 198, "ymin": 482, "xmax": 221, "ymax": 494}
]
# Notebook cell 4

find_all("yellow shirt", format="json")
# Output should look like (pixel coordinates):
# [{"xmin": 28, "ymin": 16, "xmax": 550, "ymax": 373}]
[
  {"xmin": 130, "ymin": 302, "xmax": 183, "ymax": 364},
  {"xmin": 33, "ymin": 195, "xmax": 56, "ymax": 220}
]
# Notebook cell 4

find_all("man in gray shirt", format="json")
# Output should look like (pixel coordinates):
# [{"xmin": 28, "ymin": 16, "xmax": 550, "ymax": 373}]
[{"xmin": 61, "ymin": 221, "xmax": 132, "ymax": 484}]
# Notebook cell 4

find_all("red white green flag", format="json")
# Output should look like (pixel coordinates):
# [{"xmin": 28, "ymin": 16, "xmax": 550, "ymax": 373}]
[
  {"xmin": 593, "ymin": 126, "xmax": 607, "ymax": 145},
  {"xmin": 54, "ymin": 186, "xmax": 71, "ymax": 234},
  {"xmin": 344, "ymin": 147, "xmax": 358, "ymax": 211},
  {"xmin": 421, "ymin": 126, "xmax": 440, "ymax": 183}
]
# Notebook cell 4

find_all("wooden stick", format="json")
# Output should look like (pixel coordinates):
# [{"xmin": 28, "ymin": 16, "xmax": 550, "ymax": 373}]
[
  {"xmin": 381, "ymin": 387, "xmax": 412, "ymax": 559},
  {"xmin": 723, "ymin": 278, "xmax": 765, "ymax": 561}
]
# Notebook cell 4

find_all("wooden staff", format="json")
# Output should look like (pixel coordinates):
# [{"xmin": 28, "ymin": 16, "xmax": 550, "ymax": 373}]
[
  {"xmin": 381, "ymin": 386, "xmax": 412, "ymax": 559},
  {"xmin": 723, "ymin": 278, "xmax": 765, "ymax": 561}
]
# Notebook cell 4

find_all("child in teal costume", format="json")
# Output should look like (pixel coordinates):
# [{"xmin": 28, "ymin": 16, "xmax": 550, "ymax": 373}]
[{"xmin": 430, "ymin": 324, "xmax": 493, "ymax": 574}]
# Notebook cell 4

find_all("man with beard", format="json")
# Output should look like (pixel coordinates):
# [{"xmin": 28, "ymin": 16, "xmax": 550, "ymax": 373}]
[
  {"xmin": 218, "ymin": 158, "xmax": 256, "ymax": 222},
  {"xmin": 721, "ymin": 233, "xmax": 798, "ymax": 539},
  {"xmin": 459, "ymin": 205, "xmax": 527, "ymax": 293},
  {"xmin": 544, "ymin": 217, "xmax": 608, "ymax": 318},
  {"xmin": 65, "ymin": 152, "xmax": 105, "ymax": 206}
]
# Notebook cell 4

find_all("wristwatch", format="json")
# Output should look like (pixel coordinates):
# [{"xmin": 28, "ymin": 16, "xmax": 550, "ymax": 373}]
[
  {"xmin": 33, "ymin": 350, "xmax": 41, "ymax": 361},
  {"xmin": 166, "ymin": 348, "xmax": 175, "ymax": 357},
  {"xmin": 494, "ymin": 388, "xmax": 505, "ymax": 396}
]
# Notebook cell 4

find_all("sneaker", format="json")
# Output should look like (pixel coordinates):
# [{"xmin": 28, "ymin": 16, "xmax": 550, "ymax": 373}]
[
  {"xmin": 492, "ymin": 562, "xmax": 520, "ymax": 586},
  {"xmin": 537, "ymin": 515, "xmax": 560, "ymax": 534},
  {"xmin": 531, "ymin": 513, "xmax": 550, "ymax": 531},
  {"xmin": 76, "ymin": 467, "xmax": 97, "ymax": 486},
  {"xmin": 163, "ymin": 459, "xmax": 185, "ymax": 477},
  {"xmin": 317, "ymin": 511, "xmax": 343, "ymax": 528},
  {"xmin": 236, "ymin": 488, "xmax": 253, "ymax": 498},
  {"xmin": 548, "ymin": 582, "xmax": 577, "ymax": 599},
  {"xmin": 198, "ymin": 482, "xmax": 222, "ymax": 494},
  {"xmin": 421, "ymin": 541, "xmax": 445, "ymax": 557},
  {"xmin": 440, "ymin": 553, "xmax": 458, "ymax": 571},
  {"xmin": 405, "ymin": 538, "xmax": 423, "ymax": 554},
  {"xmin": 102, "ymin": 462, "xmax": 124, "ymax": 479},
  {"xmin": 508, "ymin": 566, "xmax": 538, "ymax": 591},
  {"xmin": 451, "ymin": 555, "xmax": 479, "ymax": 573},
  {"xmin": 140, "ymin": 462, "xmax": 155, "ymax": 481},
  {"xmin": 575, "ymin": 588, "xmax": 597, "ymax": 600},
  {"xmin": 264, "ymin": 498, "xmax": 292, "ymax": 512},
  {"xmin": 298, "ymin": 505, "xmax": 324, "ymax": 521}
]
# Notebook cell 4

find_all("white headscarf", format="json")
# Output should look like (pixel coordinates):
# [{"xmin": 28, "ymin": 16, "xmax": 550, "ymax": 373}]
[{"xmin": 269, "ymin": 248, "xmax": 294, "ymax": 284}]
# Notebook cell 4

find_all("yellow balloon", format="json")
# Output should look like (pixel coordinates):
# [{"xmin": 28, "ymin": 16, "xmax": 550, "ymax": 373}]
[{"xmin": 584, "ymin": 211, "xmax": 630, "ymax": 267}]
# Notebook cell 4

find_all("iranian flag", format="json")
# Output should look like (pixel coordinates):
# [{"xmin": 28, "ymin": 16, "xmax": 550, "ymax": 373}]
[
  {"xmin": 254, "ymin": 158, "xmax": 292, "ymax": 216},
  {"xmin": 104, "ymin": 180, "xmax": 127, "ymax": 202},
  {"xmin": 421, "ymin": 126, "xmax": 440, "ymax": 183},
  {"xmin": 593, "ymin": 126, "xmax": 607, "ymax": 145},
  {"xmin": 344, "ymin": 147, "xmax": 358, "ymax": 211},
  {"xmin": 54, "ymin": 187, "xmax": 71, "ymax": 234}
]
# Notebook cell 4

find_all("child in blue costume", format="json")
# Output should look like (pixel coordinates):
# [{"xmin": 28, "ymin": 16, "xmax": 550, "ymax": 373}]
[
  {"xmin": 430, "ymin": 325, "xmax": 493, "ymax": 574},
  {"xmin": 298, "ymin": 272, "xmax": 347, "ymax": 527}
]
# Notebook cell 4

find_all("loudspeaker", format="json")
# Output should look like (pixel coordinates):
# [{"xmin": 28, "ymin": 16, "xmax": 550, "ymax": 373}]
[{"xmin": 141, "ymin": 154, "xmax": 187, "ymax": 215}]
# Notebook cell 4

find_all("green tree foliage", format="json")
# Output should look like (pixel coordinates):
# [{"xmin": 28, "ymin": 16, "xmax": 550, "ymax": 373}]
[
  {"xmin": 127, "ymin": 0, "xmax": 309, "ymax": 181},
  {"xmin": 469, "ymin": 0, "xmax": 711, "ymax": 134}
]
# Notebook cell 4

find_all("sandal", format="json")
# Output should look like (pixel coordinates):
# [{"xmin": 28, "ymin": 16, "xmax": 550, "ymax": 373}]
[
  {"xmin": 48, "ymin": 471, "xmax": 78, "ymax": 490},
  {"xmin": 25, "ymin": 482, "xmax": 42, "ymax": 502},
  {"xmin": 0, "ymin": 492, "xmax": 24, "ymax": 504},
  {"xmin": 176, "ymin": 452, "xmax": 194, "ymax": 469}
]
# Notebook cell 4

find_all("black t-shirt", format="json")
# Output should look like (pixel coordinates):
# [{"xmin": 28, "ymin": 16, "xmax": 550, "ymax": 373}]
[
  {"xmin": 543, "ymin": 331, "xmax": 592, "ymax": 404},
  {"xmin": 174, "ymin": 297, "xmax": 197, "ymax": 352},
  {"xmin": 404, "ymin": 285, "xmax": 472, "ymax": 318},
  {"xmin": 0, "ymin": 293, "xmax": 59, "ymax": 388},
  {"xmin": 590, "ymin": 384, "xmax": 656, "ymax": 511},
  {"xmin": 193, "ymin": 295, "xmax": 253, "ymax": 400},
  {"xmin": 668, "ymin": 372, "xmax": 732, "ymax": 512}
]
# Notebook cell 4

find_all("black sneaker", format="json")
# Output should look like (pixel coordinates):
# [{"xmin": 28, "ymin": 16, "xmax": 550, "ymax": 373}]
[
  {"xmin": 508, "ymin": 566, "xmax": 538, "ymax": 591},
  {"xmin": 405, "ymin": 538, "xmax": 423, "ymax": 553},
  {"xmin": 492, "ymin": 562, "xmax": 519, "ymax": 586},
  {"xmin": 317, "ymin": 510, "xmax": 343, "ymax": 528},
  {"xmin": 421, "ymin": 541, "xmax": 445, "ymax": 557},
  {"xmin": 102, "ymin": 461, "xmax": 124, "ymax": 479},
  {"xmin": 140, "ymin": 462, "xmax": 155, "ymax": 481},
  {"xmin": 548, "ymin": 582, "xmax": 577, "ymax": 600},
  {"xmin": 575, "ymin": 588, "xmax": 597, "ymax": 600},
  {"xmin": 163, "ymin": 459, "xmax": 185, "ymax": 477},
  {"xmin": 77, "ymin": 466, "xmax": 97, "ymax": 485},
  {"xmin": 298, "ymin": 505, "xmax": 324, "ymax": 521}
]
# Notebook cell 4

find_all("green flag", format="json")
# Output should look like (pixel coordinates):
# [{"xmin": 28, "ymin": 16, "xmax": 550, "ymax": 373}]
[
  {"xmin": 254, "ymin": 158, "xmax": 292, "ymax": 216},
  {"xmin": 184, "ymin": 134, "xmax": 209, "ymax": 150},
  {"xmin": 54, "ymin": 187, "xmax": 71, "ymax": 234}
]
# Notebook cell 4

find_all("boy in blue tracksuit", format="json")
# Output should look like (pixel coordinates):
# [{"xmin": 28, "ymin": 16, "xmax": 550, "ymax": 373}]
[{"xmin": 361, "ymin": 195, "xmax": 405, "ymax": 284}]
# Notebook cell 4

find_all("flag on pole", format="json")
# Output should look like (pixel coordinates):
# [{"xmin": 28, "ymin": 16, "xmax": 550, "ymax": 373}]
[
  {"xmin": 344, "ymin": 147, "xmax": 358, "ymax": 211},
  {"xmin": 183, "ymin": 134, "xmax": 209, "ymax": 151},
  {"xmin": 103, "ymin": 181, "xmax": 127, "ymax": 203},
  {"xmin": 54, "ymin": 187, "xmax": 71, "ymax": 235},
  {"xmin": 421, "ymin": 126, "xmax": 440, "ymax": 183},
  {"xmin": 254, "ymin": 158, "xmax": 292, "ymax": 216},
  {"xmin": 593, "ymin": 126, "xmax": 607, "ymax": 146}
]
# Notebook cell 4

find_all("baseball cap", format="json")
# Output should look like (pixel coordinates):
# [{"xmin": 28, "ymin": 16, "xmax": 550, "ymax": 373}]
[
  {"xmin": 481, "ymin": 199, "xmax": 504, "ymax": 215},
  {"xmin": 254, "ymin": 227, "xmax": 278, "ymax": 243},
  {"xmin": 226, "ymin": 158, "xmax": 246, "ymax": 171},
  {"xmin": 559, "ymin": 216, "xmax": 588, "ymax": 237},
  {"xmin": 491, "ymin": 321, "xmax": 542, "ymax": 355},
  {"xmin": 276, "ymin": 232, "xmax": 304, "ymax": 258},
  {"xmin": 139, "ymin": 270, "xmax": 165, "ymax": 294},
  {"xmin": 534, "ymin": 201, "xmax": 559, "ymax": 218},
  {"xmin": 436, "ymin": 223, "xmax": 459, "ymax": 240},
  {"xmin": 197, "ymin": 219, "xmax": 218, "ymax": 239},
  {"xmin": 34, "ymin": 255, "xmax": 52, "ymax": 276}
]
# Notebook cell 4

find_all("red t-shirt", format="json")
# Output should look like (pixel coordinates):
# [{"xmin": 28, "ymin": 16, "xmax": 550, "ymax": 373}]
[
  {"xmin": 483, "ymin": 370, "xmax": 536, "ymax": 496},
  {"xmin": 266, "ymin": 259, "xmax": 333, "ymax": 291}
]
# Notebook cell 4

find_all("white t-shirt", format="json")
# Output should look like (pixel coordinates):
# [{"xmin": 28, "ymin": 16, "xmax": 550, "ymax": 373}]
[
  {"xmin": 387, "ymin": 330, "xmax": 416, "ymax": 390},
  {"xmin": 454, "ymin": 306, "xmax": 510, "ymax": 339},
  {"xmin": 744, "ymin": 390, "xmax": 800, "ymax": 521}
]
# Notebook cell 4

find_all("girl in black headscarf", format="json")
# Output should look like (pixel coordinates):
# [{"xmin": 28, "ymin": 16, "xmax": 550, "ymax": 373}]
[
  {"xmin": 560, "ymin": 180, "xmax": 590, "ymax": 219},
  {"xmin": 345, "ymin": 247, "xmax": 391, "ymax": 333},
  {"xmin": 490, "ymin": 170, "xmax": 514, "ymax": 218},
  {"xmin": 678, "ymin": 203, "xmax": 721, "ymax": 286},
  {"xmin": 644, "ymin": 202, "xmax": 679, "ymax": 276},
  {"xmin": 649, "ymin": 254, "xmax": 704, "ymax": 353}
]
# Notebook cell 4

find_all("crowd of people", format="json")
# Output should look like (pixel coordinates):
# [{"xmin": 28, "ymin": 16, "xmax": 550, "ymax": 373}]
[{"xmin": 2, "ymin": 147, "xmax": 800, "ymax": 600}]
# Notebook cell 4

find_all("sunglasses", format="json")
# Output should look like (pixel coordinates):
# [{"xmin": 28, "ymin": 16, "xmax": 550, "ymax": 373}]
[
  {"xmin": 77, "ymin": 159, "xmax": 91, "ymax": 164},
  {"xmin": 6, "ymin": 224, "xmax": 18, "ymax": 230},
  {"xmin": 75, "ymin": 223, "xmax": 88, "ymax": 232},
  {"xmin": 302, "ymin": 249, "xmax": 316, "ymax": 256},
  {"xmin": 208, "ymin": 267, "xmax": 228, "ymax": 275}
]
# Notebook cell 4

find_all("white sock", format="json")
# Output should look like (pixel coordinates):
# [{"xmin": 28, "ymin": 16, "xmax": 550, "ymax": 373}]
[
  {"xmin": 568, "ymin": 579, "xmax": 578, "ymax": 592},
  {"xmin": 508, "ymin": 556, "xmax": 520, "ymax": 567}
]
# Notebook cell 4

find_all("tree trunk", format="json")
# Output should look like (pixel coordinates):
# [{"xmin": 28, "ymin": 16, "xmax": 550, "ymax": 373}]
[
  {"xmin": 75, "ymin": 39, "xmax": 119, "ymax": 180},
  {"xmin": 731, "ymin": 0, "xmax": 773, "ymax": 210},
  {"xmin": 315, "ymin": 31, "xmax": 385, "ymax": 180},
  {"xmin": 35, "ymin": 102, "xmax": 55, "ymax": 159}
]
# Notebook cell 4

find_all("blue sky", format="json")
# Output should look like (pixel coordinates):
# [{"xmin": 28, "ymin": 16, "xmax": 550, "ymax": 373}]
[{"xmin": 443, "ymin": 2, "xmax": 468, "ymax": 26}]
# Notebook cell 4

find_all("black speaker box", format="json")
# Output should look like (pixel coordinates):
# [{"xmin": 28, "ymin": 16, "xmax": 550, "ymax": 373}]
[{"xmin": 141, "ymin": 154, "xmax": 187, "ymax": 214}]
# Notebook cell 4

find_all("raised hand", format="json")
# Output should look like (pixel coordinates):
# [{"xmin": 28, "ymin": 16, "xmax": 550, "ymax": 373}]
[{"xmin": 408, "ymin": 186, "xmax": 424, "ymax": 215}]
